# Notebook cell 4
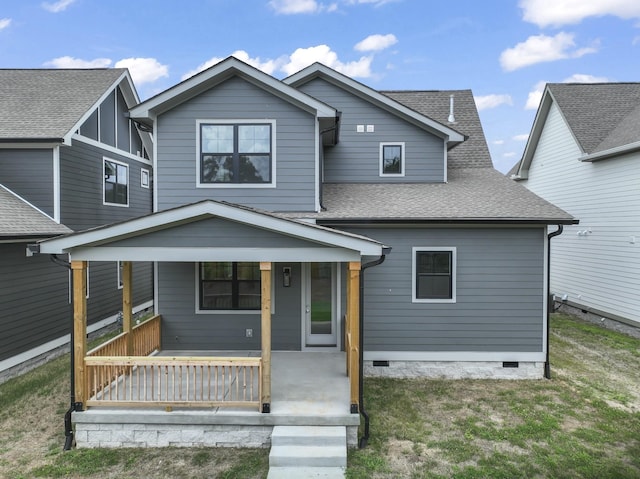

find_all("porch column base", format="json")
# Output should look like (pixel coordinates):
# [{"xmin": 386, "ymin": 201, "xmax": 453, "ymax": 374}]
[
  {"xmin": 351, "ymin": 403, "xmax": 359, "ymax": 414},
  {"xmin": 262, "ymin": 403, "xmax": 271, "ymax": 414}
]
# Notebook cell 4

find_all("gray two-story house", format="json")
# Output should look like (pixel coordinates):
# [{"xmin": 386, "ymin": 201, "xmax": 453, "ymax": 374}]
[
  {"xmin": 37, "ymin": 58, "xmax": 575, "ymax": 449},
  {"xmin": 0, "ymin": 69, "xmax": 154, "ymax": 379}
]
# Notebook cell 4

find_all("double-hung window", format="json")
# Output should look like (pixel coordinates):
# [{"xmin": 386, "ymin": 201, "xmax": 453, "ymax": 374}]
[
  {"xmin": 380, "ymin": 142, "xmax": 405, "ymax": 176},
  {"xmin": 104, "ymin": 158, "xmax": 129, "ymax": 206},
  {"xmin": 199, "ymin": 262, "xmax": 261, "ymax": 310},
  {"xmin": 199, "ymin": 122, "xmax": 273, "ymax": 185},
  {"xmin": 412, "ymin": 247, "xmax": 456, "ymax": 303}
]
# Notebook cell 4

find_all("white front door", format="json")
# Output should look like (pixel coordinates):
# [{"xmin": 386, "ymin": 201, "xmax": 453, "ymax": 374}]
[{"xmin": 303, "ymin": 262, "xmax": 338, "ymax": 348}]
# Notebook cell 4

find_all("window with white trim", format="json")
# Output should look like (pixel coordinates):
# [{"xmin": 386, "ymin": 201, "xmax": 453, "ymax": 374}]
[
  {"xmin": 198, "ymin": 121, "xmax": 274, "ymax": 185},
  {"xmin": 104, "ymin": 158, "xmax": 129, "ymax": 206},
  {"xmin": 199, "ymin": 262, "xmax": 261, "ymax": 310},
  {"xmin": 412, "ymin": 247, "xmax": 456, "ymax": 303},
  {"xmin": 380, "ymin": 142, "xmax": 405, "ymax": 176},
  {"xmin": 141, "ymin": 168, "xmax": 150, "ymax": 188},
  {"xmin": 117, "ymin": 261, "xmax": 123, "ymax": 289}
]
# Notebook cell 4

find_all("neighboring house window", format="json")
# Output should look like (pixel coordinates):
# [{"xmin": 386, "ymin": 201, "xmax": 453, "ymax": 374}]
[
  {"xmin": 198, "ymin": 121, "xmax": 274, "ymax": 186},
  {"xmin": 199, "ymin": 262, "xmax": 261, "ymax": 310},
  {"xmin": 412, "ymin": 247, "xmax": 456, "ymax": 303},
  {"xmin": 380, "ymin": 142, "xmax": 405, "ymax": 176},
  {"xmin": 141, "ymin": 168, "xmax": 150, "ymax": 188},
  {"xmin": 104, "ymin": 158, "xmax": 129, "ymax": 206},
  {"xmin": 117, "ymin": 261, "xmax": 123, "ymax": 289}
]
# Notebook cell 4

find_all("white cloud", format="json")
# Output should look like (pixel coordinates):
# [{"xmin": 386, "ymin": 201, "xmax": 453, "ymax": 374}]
[
  {"xmin": 0, "ymin": 18, "xmax": 11, "ymax": 30},
  {"xmin": 474, "ymin": 94, "xmax": 513, "ymax": 111},
  {"xmin": 114, "ymin": 58, "xmax": 169, "ymax": 85},
  {"xmin": 520, "ymin": 0, "xmax": 640, "ymax": 27},
  {"xmin": 354, "ymin": 33, "xmax": 398, "ymax": 52},
  {"xmin": 525, "ymin": 73, "xmax": 610, "ymax": 110},
  {"xmin": 181, "ymin": 50, "xmax": 284, "ymax": 80},
  {"xmin": 513, "ymin": 134, "xmax": 530, "ymax": 141},
  {"xmin": 269, "ymin": 0, "xmax": 321, "ymax": 14},
  {"xmin": 492, "ymin": 139, "xmax": 505, "ymax": 145},
  {"xmin": 503, "ymin": 152, "xmax": 517, "ymax": 158},
  {"xmin": 281, "ymin": 45, "xmax": 373, "ymax": 77},
  {"xmin": 44, "ymin": 56, "xmax": 112, "ymax": 68},
  {"xmin": 347, "ymin": 0, "xmax": 397, "ymax": 5},
  {"xmin": 500, "ymin": 32, "xmax": 597, "ymax": 71},
  {"xmin": 42, "ymin": 0, "xmax": 76, "ymax": 13}
]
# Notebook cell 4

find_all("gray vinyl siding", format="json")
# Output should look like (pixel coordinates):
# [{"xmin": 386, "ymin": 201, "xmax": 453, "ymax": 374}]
[
  {"xmin": 0, "ymin": 149, "xmax": 54, "ymax": 217},
  {"xmin": 297, "ymin": 78, "xmax": 445, "ymax": 183},
  {"xmin": 344, "ymin": 227, "xmax": 545, "ymax": 352},
  {"xmin": 59, "ymin": 140, "xmax": 152, "ymax": 231},
  {"xmin": 80, "ymin": 110, "xmax": 99, "ymax": 140},
  {"xmin": 110, "ymin": 217, "xmax": 327, "ymax": 249},
  {"xmin": 158, "ymin": 262, "xmax": 301, "ymax": 351},
  {"xmin": 155, "ymin": 76, "xmax": 317, "ymax": 212}
]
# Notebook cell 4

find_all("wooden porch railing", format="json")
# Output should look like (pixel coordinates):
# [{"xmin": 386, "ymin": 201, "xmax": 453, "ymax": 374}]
[
  {"xmin": 87, "ymin": 314, "xmax": 162, "ymax": 358},
  {"xmin": 85, "ymin": 356, "xmax": 261, "ymax": 410}
]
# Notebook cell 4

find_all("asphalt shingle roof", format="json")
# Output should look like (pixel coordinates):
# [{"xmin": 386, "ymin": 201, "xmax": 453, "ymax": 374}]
[
  {"xmin": 382, "ymin": 90, "xmax": 493, "ymax": 169},
  {"xmin": 0, "ymin": 185, "xmax": 72, "ymax": 237},
  {"xmin": 548, "ymin": 82, "xmax": 640, "ymax": 154},
  {"xmin": 0, "ymin": 69, "xmax": 126, "ymax": 140}
]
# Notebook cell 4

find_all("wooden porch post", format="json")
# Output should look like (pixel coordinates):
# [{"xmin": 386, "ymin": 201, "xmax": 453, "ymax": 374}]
[
  {"xmin": 260, "ymin": 262, "xmax": 272, "ymax": 413},
  {"xmin": 122, "ymin": 261, "xmax": 133, "ymax": 355},
  {"xmin": 348, "ymin": 261, "xmax": 361, "ymax": 413},
  {"xmin": 71, "ymin": 260, "xmax": 87, "ymax": 407}
]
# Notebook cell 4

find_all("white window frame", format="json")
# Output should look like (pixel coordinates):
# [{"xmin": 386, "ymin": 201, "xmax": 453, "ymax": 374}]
[
  {"xmin": 379, "ymin": 142, "xmax": 405, "ymax": 177},
  {"xmin": 140, "ymin": 168, "xmax": 150, "ymax": 188},
  {"xmin": 117, "ymin": 261, "xmax": 124, "ymax": 290},
  {"xmin": 103, "ymin": 157, "xmax": 130, "ymax": 207},
  {"xmin": 412, "ymin": 247, "xmax": 456, "ymax": 303},
  {"xmin": 196, "ymin": 119, "xmax": 277, "ymax": 189}
]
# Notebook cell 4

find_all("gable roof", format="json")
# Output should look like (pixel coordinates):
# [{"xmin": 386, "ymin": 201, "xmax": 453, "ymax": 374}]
[
  {"xmin": 283, "ymin": 63, "xmax": 466, "ymax": 145},
  {"xmin": 382, "ymin": 90, "xmax": 492, "ymax": 169},
  {"xmin": 0, "ymin": 184, "xmax": 72, "ymax": 239},
  {"xmin": 37, "ymin": 199, "xmax": 387, "ymax": 261},
  {"xmin": 129, "ymin": 57, "xmax": 338, "ymax": 123},
  {"xmin": 513, "ymin": 82, "xmax": 640, "ymax": 178},
  {"xmin": 0, "ymin": 69, "xmax": 133, "ymax": 144}
]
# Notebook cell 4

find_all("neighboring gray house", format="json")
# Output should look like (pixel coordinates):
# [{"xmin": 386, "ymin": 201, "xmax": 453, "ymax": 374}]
[
  {"xmin": 37, "ymin": 58, "xmax": 575, "ymax": 449},
  {"xmin": 0, "ymin": 69, "xmax": 154, "ymax": 378},
  {"xmin": 510, "ymin": 82, "xmax": 640, "ymax": 328}
]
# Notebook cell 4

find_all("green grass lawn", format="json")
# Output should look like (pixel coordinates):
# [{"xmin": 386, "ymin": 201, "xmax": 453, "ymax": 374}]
[{"xmin": 1, "ymin": 313, "xmax": 638, "ymax": 478}]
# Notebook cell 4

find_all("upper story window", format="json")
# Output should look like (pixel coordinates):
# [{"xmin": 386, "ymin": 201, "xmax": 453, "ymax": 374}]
[
  {"xmin": 104, "ymin": 158, "xmax": 129, "ymax": 207},
  {"xmin": 198, "ymin": 121, "xmax": 275, "ymax": 187},
  {"xmin": 380, "ymin": 142, "xmax": 405, "ymax": 177},
  {"xmin": 412, "ymin": 247, "xmax": 456, "ymax": 303}
]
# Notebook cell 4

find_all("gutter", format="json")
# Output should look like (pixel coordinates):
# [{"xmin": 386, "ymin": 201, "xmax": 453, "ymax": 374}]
[
  {"xmin": 358, "ymin": 246, "xmax": 391, "ymax": 448},
  {"xmin": 545, "ymin": 225, "xmax": 564, "ymax": 379},
  {"xmin": 579, "ymin": 141, "xmax": 640, "ymax": 162}
]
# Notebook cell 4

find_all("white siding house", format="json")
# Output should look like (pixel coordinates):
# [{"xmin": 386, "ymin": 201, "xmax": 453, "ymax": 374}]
[{"xmin": 511, "ymin": 83, "xmax": 640, "ymax": 327}]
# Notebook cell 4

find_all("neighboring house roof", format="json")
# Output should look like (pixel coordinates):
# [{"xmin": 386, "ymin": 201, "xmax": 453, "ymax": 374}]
[
  {"xmin": 383, "ymin": 90, "xmax": 492, "ymax": 169},
  {"xmin": 0, "ymin": 69, "xmax": 131, "ymax": 143},
  {"xmin": 37, "ymin": 199, "xmax": 387, "ymax": 261},
  {"xmin": 283, "ymin": 63, "xmax": 466, "ymax": 146},
  {"xmin": 287, "ymin": 168, "xmax": 575, "ymax": 224},
  {"xmin": 512, "ymin": 82, "xmax": 640, "ymax": 178},
  {"xmin": 129, "ymin": 57, "xmax": 338, "ymax": 124},
  {"xmin": 0, "ymin": 184, "xmax": 71, "ymax": 238}
]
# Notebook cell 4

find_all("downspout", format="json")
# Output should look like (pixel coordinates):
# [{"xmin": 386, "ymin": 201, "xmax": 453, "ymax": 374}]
[
  {"xmin": 358, "ymin": 246, "xmax": 391, "ymax": 449},
  {"xmin": 545, "ymin": 225, "xmax": 563, "ymax": 379},
  {"xmin": 49, "ymin": 254, "xmax": 80, "ymax": 451}
]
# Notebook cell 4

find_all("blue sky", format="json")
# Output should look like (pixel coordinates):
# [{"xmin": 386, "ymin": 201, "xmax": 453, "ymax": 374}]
[{"xmin": 1, "ymin": 0, "xmax": 639, "ymax": 173}]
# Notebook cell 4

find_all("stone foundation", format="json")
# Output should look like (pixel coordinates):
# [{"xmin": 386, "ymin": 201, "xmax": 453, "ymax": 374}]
[{"xmin": 364, "ymin": 360, "xmax": 545, "ymax": 379}]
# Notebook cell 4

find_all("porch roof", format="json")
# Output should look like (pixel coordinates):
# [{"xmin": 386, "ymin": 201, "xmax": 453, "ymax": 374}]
[{"xmin": 36, "ymin": 200, "xmax": 387, "ymax": 262}]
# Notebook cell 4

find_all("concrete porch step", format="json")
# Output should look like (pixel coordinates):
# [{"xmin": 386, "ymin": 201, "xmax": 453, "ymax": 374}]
[
  {"xmin": 269, "ymin": 444, "xmax": 347, "ymax": 467},
  {"xmin": 267, "ymin": 466, "xmax": 346, "ymax": 479},
  {"xmin": 271, "ymin": 425, "xmax": 346, "ymax": 447}
]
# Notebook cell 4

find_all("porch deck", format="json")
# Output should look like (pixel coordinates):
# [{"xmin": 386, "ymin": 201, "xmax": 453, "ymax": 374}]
[{"xmin": 73, "ymin": 352, "xmax": 361, "ymax": 448}]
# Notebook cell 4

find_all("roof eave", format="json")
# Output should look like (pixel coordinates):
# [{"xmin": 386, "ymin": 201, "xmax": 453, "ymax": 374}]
[
  {"xmin": 317, "ymin": 218, "xmax": 578, "ymax": 226},
  {"xmin": 580, "ymin": 140, "xmax": 640, "ymax": 162}
]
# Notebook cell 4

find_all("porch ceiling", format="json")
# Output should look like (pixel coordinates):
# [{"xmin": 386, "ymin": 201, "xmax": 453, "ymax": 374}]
[{"xmin": 37, "ymin": 199, "xmax": 386, "ymax": 261}]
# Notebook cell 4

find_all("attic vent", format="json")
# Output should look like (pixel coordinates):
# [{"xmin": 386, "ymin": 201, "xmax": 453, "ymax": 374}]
[{"xmin": 448, "ymin": 94, "xmax": 456, "ymax": 123}]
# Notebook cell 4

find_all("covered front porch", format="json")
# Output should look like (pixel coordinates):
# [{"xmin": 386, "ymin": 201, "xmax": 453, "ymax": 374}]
[{"xmin": 37, "ymin": 201, "xmax": 387, "ymax": 446}]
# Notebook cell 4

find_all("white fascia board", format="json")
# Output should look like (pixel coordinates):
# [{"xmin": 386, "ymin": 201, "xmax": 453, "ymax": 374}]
[
  {"xmin": 580, "ymin": 141, "xmax": 640, "ymax": 162},
  {"xmin": 68, "ymin": 246, "xmax": 361, "ymax": 262},
  {"xmin": 70, "ymin": 134, "xmax": 153, "ymax": 166},
  {"xmin": 129, "ymin": 57, "xmax": 336, "ymax": 120},
  {"xmin": 39, "ymin": 201, "xmax": 383, "ymax": 256},
  {"xmin": 364, "ymin": 351, "xmax": 545, "ymax": 362},
  {"xmin": 284, "ymin": 64, "xmax": 464, "ymax": 142},
  {"xmin": 63, "ymin": 70, "xmax": 130, "ymax": 145}
]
